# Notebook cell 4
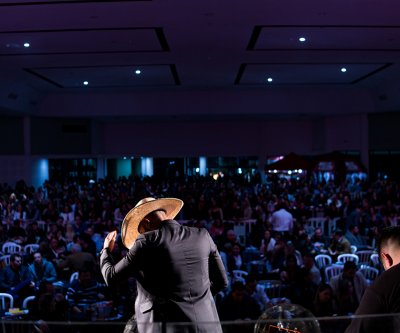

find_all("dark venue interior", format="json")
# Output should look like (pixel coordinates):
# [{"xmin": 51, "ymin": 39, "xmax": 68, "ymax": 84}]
[{"xmin": 1, "ymin": 1, "xmax": 400, "ymax": 332}]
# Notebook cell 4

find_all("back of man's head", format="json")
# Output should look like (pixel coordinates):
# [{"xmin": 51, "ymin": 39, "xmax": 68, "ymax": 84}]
[{"xmin": 378, "ymin": 226, "xmax": 400, "ymax": 255}]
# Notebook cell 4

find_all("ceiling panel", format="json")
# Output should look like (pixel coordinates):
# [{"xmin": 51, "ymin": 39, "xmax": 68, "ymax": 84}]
[
  {"xmin": 25, "ymin": 64, "xmax": 179, "ymax": 88},
  {"xmin": 249, "ymin": 26, "xmax": 400, "ymax": 50},
  {"xmin": 236, "ymin": 63, "xmax": 390, "ymax": 85}
]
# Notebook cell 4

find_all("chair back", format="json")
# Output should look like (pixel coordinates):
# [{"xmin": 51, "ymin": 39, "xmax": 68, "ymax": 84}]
[
  {"xmin": 258, "ymin": 280, "xmax": 282, "ymax": 299},
  {"xmin": 314, "ymin": 254, "xmax": 332, "ymax": 269},
  {"xmin": 0, "ymin": 293, "xmax": 14, "ymax": 311},
  {"xmin": 337, "ymin": 253, "xmax": 359, "ymax": 265},
  {"xmin": 0, "ymin": 254, "xmax": 11, "ymax": 266},
  {"xmin": 370, "ymin": 253, "xmax": 380, "ymax": 267},
  {"xmin": 324, "ymin": 265, "xmax": 343, "ymax": 282},
  {"xmin": 350, "ymin": 245, "xmax": 358, "ymax": 254},
  {"xmin": 2, "ymin": 242, "xmax": 22, "ymax": 254},
  {"xmin": 24, "ymin": 243, "xmax": 40, "ymax": 254},
  {"xmin": 359, "ymin": 266, "xmax": 379, "ymax": 285},
  {"xmin": 355, "ymin": 250, "xmax": 375, "ymax": 265},
  {"xmin": 70, "ymin": 271, "xmax": 79, "ymax": 284},
  {"xmin": 22, "ymin": 295, "xmax": 36, "ymax": 309}
]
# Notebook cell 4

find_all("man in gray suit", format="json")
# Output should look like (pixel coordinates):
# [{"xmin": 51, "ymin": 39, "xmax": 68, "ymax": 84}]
[{"xmin": 100, "ymin": 197, "xmax": 228, "ymax": 333}]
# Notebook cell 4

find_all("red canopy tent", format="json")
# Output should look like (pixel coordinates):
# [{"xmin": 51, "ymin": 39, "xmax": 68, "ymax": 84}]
[{"xmin": 265, "ymin": 152, "xmax": 310, "ymax": 172}]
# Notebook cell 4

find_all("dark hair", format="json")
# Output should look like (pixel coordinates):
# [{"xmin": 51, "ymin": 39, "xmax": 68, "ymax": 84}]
[
  {"xmin": 10, "ymin": 253, "xmax": 22, "ymax": 262},
  {"xmin": 343, "ymin": 260, "xmax": 357, "ymax": 271},
  {"xmin": 377, "ymin": 226, "xmax": 400, "ymax": 255}
]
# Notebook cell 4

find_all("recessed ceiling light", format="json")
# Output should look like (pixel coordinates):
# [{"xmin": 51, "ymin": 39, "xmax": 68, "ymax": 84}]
[
  {"xmin": 298, "ymin": 37, "xmax": 306, "ymax": 42},
  {"xmin": 341, "ymin": 67, "xmax": 347, "ymax": 73},
  {"xmin": 23, "ymin": 42, "xmax": 30, "ymax": 48},
  {"xmin": 267, "ymin": 77, "xmax": 273, "ymax": 83},
  {"xmin": 83, "ymin": 81, "xmax": 89, "ymax": 85},
  {"xmin": 135, "ymin": 69, "xmax": 141, "ymax": 75}
]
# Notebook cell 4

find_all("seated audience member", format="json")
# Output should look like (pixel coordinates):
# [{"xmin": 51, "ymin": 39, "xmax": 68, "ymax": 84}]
[
  {"xmin": 227, "ymin": 243, "xmax": 246, "ymax": 273},
  {"xmin": 245, "ymin": 273, "xmax": 271, "ymax": 312},
  {"xmin": 0, "ymin": 253, "xmax": 35, "ymax": 305},
  {"xmin": 28, "ymin": 251, "xmax": 58, "ymax": 285},
  {"xmin": 313, "ymin": 284, "xmax": 339, "ymax": 333},
  {"xmin": 218, "ymin": 281, "xmax": 261, "ymax": 321},
  {"xmin": 280, "ymin": 254, "xmax": 302, "ymax": 286},
  {"xmin": 66, "ymin": 267, "xmax": 107, "ymax": 321},
  {"xmin": 302, "ymin": 253, "xmax": 322, "ymax": 286},
  {"xmin": 312, "ymin": 283, "xmax": 337, "ymax": 317},
  {"xmin": 209, "ymin": 218, "xmax": 225, "ymax": 245},
  {"xmin": 79, "ymin": 232, "xmax": 97, "ymax": 257},
  {"xmin": 345, "ymin": 225, "xmax": 370, "ymax": 250},
  {"xmin": 26, "ymin": 221, "xmax": 46, "ymax": 244},
  {"xmin": 330, "ymin": 261, "xmax": 368, "ymax": 310},
  {"xmin": 259, "ymin": 229, "xmax": 276, "ymax": 260},
  {"xmin": 310, "ymin": 227, "xmax": 328, "ymax": 251},
  {"xmin": 283, "ymin": 241, "xmax": 303, "ymax": 267},
  {"xmin": 7, "ymin": 219, "xmax": 27, "ymax": 244},
  {"xmin": 328, "ymin": 228, "xmax": 351, "ymax": 260}
]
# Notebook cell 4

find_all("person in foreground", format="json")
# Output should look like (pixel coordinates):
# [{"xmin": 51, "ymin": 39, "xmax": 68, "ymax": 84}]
[
  {"xmin": 100, "ymin": 197, "xmax": 229, "ymax": 333},
  {"xmin": 345, "ymin": 226, "xmax": 400, "ymax": 333}
]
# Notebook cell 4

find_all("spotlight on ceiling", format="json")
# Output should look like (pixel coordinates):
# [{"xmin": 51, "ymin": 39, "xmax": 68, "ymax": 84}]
[
  {"xmin": 83, "ymin": 81, "xmax": 89, "ymax": 86},
  {"xmin": 23, "ymin": 42, "xmax": 30, "ymax": 48}
]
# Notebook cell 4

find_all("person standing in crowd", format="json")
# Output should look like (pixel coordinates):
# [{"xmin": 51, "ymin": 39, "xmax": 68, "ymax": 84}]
[
  {"xmin": 270, "ymin": 201, "xmax": 293, "ymax": 239},
  {"xmin": 345, "ymin": 226, "xmax": 400, "ymax": 333},
  {"xmin": 100, "ymin": 197, "xmax": 228, "ymax": 333}
]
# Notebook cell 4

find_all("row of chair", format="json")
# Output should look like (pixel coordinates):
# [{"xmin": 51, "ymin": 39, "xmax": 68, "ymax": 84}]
[
  {"xmin": 0, "ymin": 293, "xmax": 36, "ymax": 311},
  {"xmin": 1, "ymin": 242, "xmax": 40, "ymax": 255},
  {"xmin": 315, "ymin": 251, "xmax": 379, "ymax": 268}
]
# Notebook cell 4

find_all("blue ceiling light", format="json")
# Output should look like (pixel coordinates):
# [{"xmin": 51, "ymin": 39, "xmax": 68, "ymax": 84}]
[
  {"xmin": 341, "ymin": 67, "xmax": 347, "ymax": 73},
  {"xmin": 298, "ymin": 37, "xmax": 306, "ymax": 42},
  {"xmin": 267, "ymin": 77, "xmax": 273, "ymax": 83},
  {"xmin": 83, "ymin": 81, "xmax": 89, "ymax": 86},
  {"xmin": 135, "ymin": 69, "xmax": 141, "ymax": 75},
  {"xmin": 23, "ymin": 42, "xmax": 30, "ymax": 48}
]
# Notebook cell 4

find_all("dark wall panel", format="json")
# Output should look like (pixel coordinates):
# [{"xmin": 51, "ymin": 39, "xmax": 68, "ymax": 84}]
[
  {"xmin": 31, "ymin": 117, "xmax": 91, "ymax": 155},
  {"xmin": 0, "ymin": 116, "xmax": 24, "ymax": 155},
  {"xmin": 369, "ymin": 113, "xmax": 400, "ymax": 150}
]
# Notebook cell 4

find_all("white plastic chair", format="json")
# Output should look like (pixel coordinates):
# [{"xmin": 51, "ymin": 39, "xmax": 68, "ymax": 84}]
[
  {"xmin": 24, "ymin": 243, "xmax": 40, "ymax": 254},
  {"xmin": 324, "ymin": 265, "xmax": 343, "ymax": 282},
  {"xmin": 258, "ymin": 280, "xmax": 282, "ymax": 299},
  {"xmin": 232, "ymin": 270, "xmax": 248, "ymax": 284},
  {"xmin": 70, "ymin": 271, "xmax": 79, "ymax": 284},
  {"xmin": 314, "ymin": 254, "xmax": 332, "ymax": 269},
  {"xmin": 370, "ymin": 253, "xmax": 380, "ymax": 267},
  {"xmin": 359, "ymin": 266, "xmax": 379, "ymax": 285},
  {"xmin": 2, "ymin": 242, "xmax": 22, "ymax": 254},
  {"xmin": 355, "ymin": 250, "xmax": 375, "ymax": 265},
  {"xmin": 22, "ymin": 295, "xmax": 36, "ymax": 309},
  {"xmin": 337, "ymin": 253, "xmax": 359, "ymax": 265},
  {"xmin": 0, "ymin": 254, "xmax": 11, "ymax": 266},
  {"xmin": 0, "ymin": 293, "xmax": 14, "ymax": 311}
]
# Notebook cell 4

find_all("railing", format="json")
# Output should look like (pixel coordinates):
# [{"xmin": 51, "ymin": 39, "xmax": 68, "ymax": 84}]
[{"xmin": 2, "ymin": 313, "xmax": 400, "ymax": 333}]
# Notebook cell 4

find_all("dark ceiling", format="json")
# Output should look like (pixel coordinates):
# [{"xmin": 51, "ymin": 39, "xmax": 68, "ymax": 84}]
[{"xmin": 1, "ymin": 0, "xmax": 400, "ymax": 119}]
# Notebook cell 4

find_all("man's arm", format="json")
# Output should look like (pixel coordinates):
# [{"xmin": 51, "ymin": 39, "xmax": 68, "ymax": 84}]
[{"xmin": 207, "ymin": 232, "xmax": 229, "ymax": 295}]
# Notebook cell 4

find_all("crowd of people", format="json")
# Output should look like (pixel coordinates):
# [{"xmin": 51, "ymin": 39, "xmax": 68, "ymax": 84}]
[{"xmin": 0, "ymin": 173, "xmax": 399, "ymax": 329}]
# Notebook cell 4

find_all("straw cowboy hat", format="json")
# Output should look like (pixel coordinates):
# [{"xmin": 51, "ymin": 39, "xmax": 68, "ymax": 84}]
[{"xmin": 121, "ymin": 197, "xmax": 184, "ymax": 248}]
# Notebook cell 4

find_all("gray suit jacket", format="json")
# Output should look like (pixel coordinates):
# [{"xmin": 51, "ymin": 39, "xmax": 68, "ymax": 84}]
[{"xmin": 100, "ymin": 220, "xmax": 228, "ymax": 333}]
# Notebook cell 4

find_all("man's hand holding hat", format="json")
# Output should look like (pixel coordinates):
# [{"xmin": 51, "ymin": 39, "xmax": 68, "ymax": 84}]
[{"xmin": 103, "ymin": 230, "xmax": 117, "ymax": 252}]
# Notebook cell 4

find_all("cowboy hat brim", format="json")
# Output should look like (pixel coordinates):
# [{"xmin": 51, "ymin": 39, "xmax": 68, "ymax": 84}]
[{"xmin": 121, "ymin": 197, "xmax": 183, "ymax": 249}]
